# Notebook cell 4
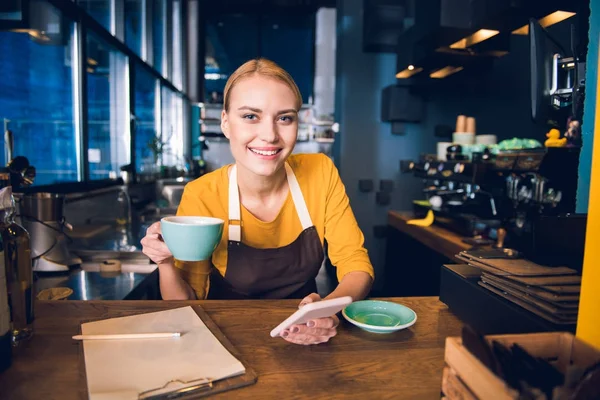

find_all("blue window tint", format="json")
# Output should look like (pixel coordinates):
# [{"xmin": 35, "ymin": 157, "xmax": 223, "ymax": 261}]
[
  {"xmin": 78, "ymin": 0, "xmax": 112, "ymax": 33},
  {"xmin": 160, "ymin": 87, "xmax": 184, "ymax": 168},
  {"xmin": 152, "ymin": 0, "xmax": 166, "ymax": 76},
  {"xmin": 134, "ymin": 63, "xmax": 158, "ymax": 174},
  {"xmin": 0, "ymin": 18, "xmax": 79, "ymax": 185},
  {"xmin": 86, "ymin": 33, "xmax": 130, "ymax": 180},
  {"xmin": 125, "ymin": 0, "xmax": 144, "ymax": 58}
]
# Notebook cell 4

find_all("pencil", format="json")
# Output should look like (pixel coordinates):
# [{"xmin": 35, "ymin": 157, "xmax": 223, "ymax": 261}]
[{"xmin": 72, "ymin": 332, "xmax": 181, "ymax": 340}]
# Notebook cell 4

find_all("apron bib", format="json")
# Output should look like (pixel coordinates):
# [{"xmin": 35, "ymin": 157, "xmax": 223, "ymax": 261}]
[{"xmin": 208, "ymin": 163, "xmax": 324, "ymax": 299}]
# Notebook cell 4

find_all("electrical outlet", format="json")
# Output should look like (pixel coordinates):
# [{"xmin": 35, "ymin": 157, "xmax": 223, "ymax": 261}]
[
  {"xmin": 376, "ymin": 191, "xmax": 391, "ymax": 206},
  {"xmin": 358, "ymin": 179, "xmax": 374, "ymax": 193}
]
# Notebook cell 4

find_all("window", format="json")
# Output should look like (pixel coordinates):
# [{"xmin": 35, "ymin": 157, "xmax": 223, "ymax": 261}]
[
  {"xmin": 78, "ymin": 0, "xmax": 112, "ymax": 34},
  {"xmin": 172, "ymin": 0, "xmax": 183, "ymax": 90},
  {"xmin": 160, "ymin": 87, "xmax": 184, "ymax": 168},
  {"xmin": 134, "ymin": 63, "xmax": 159, "ymax": 174},
  {"xmin": 0, "ymin": 11, "xmax": 79, "ymax": 185},
  {"xmin": 125, "ymin": 0, "xmax": 145, "ymax": 59},
  {"xmin": 86, "ymin": 33, "xmax": 130, "ymax": 180},
  {"xmin": 152, "ymin": 0, "xmax": 166, "ymax": 76}
]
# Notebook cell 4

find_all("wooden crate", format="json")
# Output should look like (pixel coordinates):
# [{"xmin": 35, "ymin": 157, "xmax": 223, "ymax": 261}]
[{"xmin": 443, "ymin": 332, "xmax": 600, "ymax": 400}]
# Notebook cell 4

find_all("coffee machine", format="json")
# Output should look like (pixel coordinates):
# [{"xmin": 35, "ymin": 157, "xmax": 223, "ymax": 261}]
[
  {"xmin": 401, "ymin": 148, "xmax": 508, "ymax": 238},
  {"xmin": 502, "ymin": 147, "xmax": 586, "ymax": 271},
  {"xmin": 17, "ymin": 193, "xmax": 81, "ymax": 272},
  {"xmin": 402, "ymin": 145, "xmax": 586, "ymax": 269}
]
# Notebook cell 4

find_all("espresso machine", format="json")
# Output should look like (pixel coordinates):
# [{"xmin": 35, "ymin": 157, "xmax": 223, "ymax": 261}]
[
  {"xmin": 402, "ymin": 145, "xmax": 585, "ymax": 269},
  {"xmin": 501, "ymin": 147, "xmax": 586, "ymax": 271},
  {"xmin": 401, "ymin": 148, "xmax": 508, "ymax": 239},
  {"xmin": 17, "ymin": 193, "xmax": 81, "ymax": 272}
]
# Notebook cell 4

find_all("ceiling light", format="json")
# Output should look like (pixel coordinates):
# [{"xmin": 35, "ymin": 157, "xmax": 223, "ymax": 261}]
[
  {"xmin": 430, "ymin": 66, "xmax": 464, "ymax": 79},
  {"xmin": 12, "ymin": 29, "xmax": 50, "ymax": 42},
  {"xmin": 396, "ymin": 66, "xmax": 423, "ymax": 79},
  {"xmin": 512, "ymin": 11, "xmax": 576, "ymax": 35},
  {"xmin": 450, "ymin": 29, "xmax": 499, "ymax": 49}
]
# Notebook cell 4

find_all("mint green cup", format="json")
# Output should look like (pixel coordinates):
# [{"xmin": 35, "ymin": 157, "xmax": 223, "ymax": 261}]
[{"xmin": 160, "ymin": 216, "xmax": 224, "ymax": 261}]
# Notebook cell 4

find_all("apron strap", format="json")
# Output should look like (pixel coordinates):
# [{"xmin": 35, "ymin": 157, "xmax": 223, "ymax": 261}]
[
  {"xmin": 228, "ymin": 162, "xmax": 314, "ymax": 242},
  {"xmin": 228, "ymin": 165, "xmax": 242, "ymax": 242},
  {"xmin": 284, "ymin": 163, "xmax": 313, "ymax": 231}
]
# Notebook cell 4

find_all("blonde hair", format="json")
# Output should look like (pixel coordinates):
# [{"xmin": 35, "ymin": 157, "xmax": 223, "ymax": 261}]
[{"xmin": 223, "ymin": 58, "xmax": 302, "ymax": 111}]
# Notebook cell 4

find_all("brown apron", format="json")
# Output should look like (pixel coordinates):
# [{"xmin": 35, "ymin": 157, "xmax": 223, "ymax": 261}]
[{"xmin": 208, "ymin": 163, "xmax": 324, "ymax": 300}]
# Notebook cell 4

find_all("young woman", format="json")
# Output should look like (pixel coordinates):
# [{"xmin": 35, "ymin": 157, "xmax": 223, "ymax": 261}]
[{"xmin": 141, "ymin": 58, "xmax": 374, "ymax": 345}]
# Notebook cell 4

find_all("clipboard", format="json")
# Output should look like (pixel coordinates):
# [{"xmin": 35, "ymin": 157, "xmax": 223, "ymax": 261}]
[{"xmin": 77, "ymin": 306, "xmax": 257, "ymax": 399}]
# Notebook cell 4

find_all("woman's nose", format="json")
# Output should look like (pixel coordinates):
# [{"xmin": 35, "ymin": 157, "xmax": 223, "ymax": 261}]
[{"xmin": 257, "ymin": 121, "xmax": 278, "ymax": 143}]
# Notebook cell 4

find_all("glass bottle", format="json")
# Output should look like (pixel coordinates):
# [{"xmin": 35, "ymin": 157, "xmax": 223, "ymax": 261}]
[
  {"xmin": 115, "ymin": 188, "xmax": 132, "ymax": 228},
  {"xmin": 0, "ymin": 172, "xmax": 34, "ymax": 345}
]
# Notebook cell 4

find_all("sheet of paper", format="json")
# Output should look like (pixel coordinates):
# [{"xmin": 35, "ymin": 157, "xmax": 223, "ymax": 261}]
[{"xmin": 81, "ymin": 306, "xmax": 245, "ymax": 400}]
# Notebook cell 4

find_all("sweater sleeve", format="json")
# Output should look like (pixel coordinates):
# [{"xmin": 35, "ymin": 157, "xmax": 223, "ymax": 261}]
[
  {"xmin": 172, "ymin": 185, "xmax": 211, "ymax": 300},
  {"xmin": 321, "ymin": 156, "xmax": 375, "ymax": 282}
]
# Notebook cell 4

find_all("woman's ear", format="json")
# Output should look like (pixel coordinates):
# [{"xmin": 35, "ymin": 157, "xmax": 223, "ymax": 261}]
[{"xmin": 221, "ymin": 109, "xmax": 230, "ymax": 139}]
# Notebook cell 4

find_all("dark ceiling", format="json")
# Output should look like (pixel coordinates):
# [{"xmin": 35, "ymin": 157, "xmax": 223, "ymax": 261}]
[{"xmin": 204, "ymin": 0, "xmax": 337, "ymax": 15}]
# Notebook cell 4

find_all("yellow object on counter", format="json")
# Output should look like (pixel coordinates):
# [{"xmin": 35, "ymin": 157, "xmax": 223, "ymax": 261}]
[
  {"xmin": 544, "ymin": 128, "xmax": 567, "ymax": 147},
  {"xmin": 36, "ymin": 287, "xmax": 73, "ymax": 300},
  {"xmin": 406, "ymin": 210, "xmax": 435, "ymax": 227}
]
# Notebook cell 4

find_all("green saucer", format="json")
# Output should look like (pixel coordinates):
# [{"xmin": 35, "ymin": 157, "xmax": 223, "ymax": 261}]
[{"xmin": 342, "ymin": 300, "xmax": 417, "ymax": 334}]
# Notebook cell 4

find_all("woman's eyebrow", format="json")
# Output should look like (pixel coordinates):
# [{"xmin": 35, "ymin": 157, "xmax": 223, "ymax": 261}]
[
  {"xmin": 276, "ymin": 109, "xmax": 297, "ymax": 115},
  {"xmin": 237, "ymin": 106, "xmax": 297, "ymax": 115},
  {"xmin": 237, "ymin": 106, "xmax": 262, "ymax": 113}
]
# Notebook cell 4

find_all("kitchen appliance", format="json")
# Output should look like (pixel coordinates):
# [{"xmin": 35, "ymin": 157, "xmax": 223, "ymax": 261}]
[
  {"xmin": 401, "ymin": 151, "xmax": 507, "ymax": 237},
  {"xmin": 17, "ymin": 193, "xmax": 81, "ymax": 272},
  {"xmin": 402, "ymin": 145, "xmax": 584, "ymax": 267}
]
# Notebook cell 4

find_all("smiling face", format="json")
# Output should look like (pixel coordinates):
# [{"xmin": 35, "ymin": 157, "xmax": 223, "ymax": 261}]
[{"xmin": 221, "ymin": 74, "xmax": 298, "ymax": 179}]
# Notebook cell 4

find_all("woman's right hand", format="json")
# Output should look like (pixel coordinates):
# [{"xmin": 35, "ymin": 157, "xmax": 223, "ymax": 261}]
[{"xmin": 141, "ymin": 222, "xmax": 174, "ymax": 266}]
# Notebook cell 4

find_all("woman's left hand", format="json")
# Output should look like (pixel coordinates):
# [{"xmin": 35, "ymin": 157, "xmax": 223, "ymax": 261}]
[{"xmin": 281, "ymin": 293, "xmax": 339, "ymax": 345}]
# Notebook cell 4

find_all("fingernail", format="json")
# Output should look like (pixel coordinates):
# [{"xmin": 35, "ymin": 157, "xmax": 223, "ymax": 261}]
[
  {"xmin": 282, "ymin": 330, "xmax": 289, "ymax": 338},
  {"xmin": 291, "ymin": 326, "xmax": 299, "ymax": 333},
  {"xmin": 307, "ymin": 320, "xmax": 315, "ymax": 327}
]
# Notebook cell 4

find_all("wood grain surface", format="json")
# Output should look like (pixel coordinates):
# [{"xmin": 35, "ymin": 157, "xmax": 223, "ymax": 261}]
[
  {"xmin": 388, "ymin": 211, "xmax": 471, "ymax": 262},
  {"xmin": 0, "ymin": 297, "xmax": 463, "ymax": 400}
]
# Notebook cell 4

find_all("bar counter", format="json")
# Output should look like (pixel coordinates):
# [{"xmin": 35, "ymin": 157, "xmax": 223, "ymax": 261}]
[
  {"xmin": 0, "ymin": 297, "xmax": 462, "ymax": 399},
  {"xmin": 387, "ymin": 211, "xmax": 471, "ymax": 262}
]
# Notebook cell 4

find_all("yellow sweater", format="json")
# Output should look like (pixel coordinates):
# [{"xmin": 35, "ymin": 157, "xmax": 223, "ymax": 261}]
[{"xmin": 174, "ymin": 153, "xmax": 374, "ymax": 299}]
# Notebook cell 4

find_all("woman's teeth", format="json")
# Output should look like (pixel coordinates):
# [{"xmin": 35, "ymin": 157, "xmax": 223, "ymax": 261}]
[{"xmin": 250, "ymin": 148, "xmax": 279, "ymax": 156}]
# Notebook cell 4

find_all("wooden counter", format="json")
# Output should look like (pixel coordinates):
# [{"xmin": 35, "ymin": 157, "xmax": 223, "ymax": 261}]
[
  {"xmin": 0, "ymin": 297, "xmax": 462, "ymax": 399},
  {"xmin": 388, "ymin": 211, "xmax": 470, "ymax": 262}
]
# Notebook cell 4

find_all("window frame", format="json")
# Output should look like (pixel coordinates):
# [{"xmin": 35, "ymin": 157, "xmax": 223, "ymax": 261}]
[{"xmin": 34, "ymin": 0, "xmax": 191, "ymax": 186}]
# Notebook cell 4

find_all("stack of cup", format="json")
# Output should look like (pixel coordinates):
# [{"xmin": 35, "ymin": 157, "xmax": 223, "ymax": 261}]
[{"xmin": 452, "ymin": 115, "xmax": 476, "ymax": 145}]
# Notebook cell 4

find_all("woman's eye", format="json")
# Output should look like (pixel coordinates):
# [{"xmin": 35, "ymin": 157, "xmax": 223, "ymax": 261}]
[
  {"xmin": 243, "ymin": 114, "xmax": 257, "ymax": 120},
  {"xmin": 279, "ymin": 115, "xmax": 295, "ymax": 122}
]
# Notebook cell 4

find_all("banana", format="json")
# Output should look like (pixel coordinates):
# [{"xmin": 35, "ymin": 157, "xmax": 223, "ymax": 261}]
[{"xmin": 406, "ymin": 210, "xmax": 435, "ymax": 227}]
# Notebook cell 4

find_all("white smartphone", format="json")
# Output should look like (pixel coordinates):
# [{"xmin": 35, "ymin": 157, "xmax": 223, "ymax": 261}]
[{"xmin": 270, "ymin": 296, "xmax": 353, "ymax": 338}]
